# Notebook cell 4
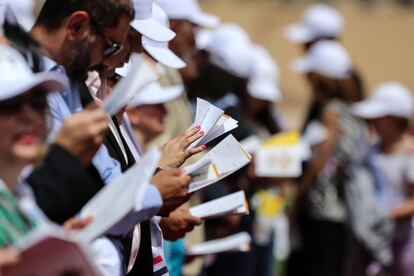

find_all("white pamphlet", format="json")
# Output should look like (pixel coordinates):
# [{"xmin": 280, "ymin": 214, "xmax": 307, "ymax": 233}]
[
  {"xmin": 76, "ymin": 148, "xmax": 160, "ymax": 242},
  {"xmin": 188, "ymin": 98, "xmax": 238, "ymax": 149},
  {"xmin": 188, "ymin": 135, "xmax": 251, "ymax": 193},
  {"xmin": 102, "ymin": 54, "xmax": 158, "ymax": 116},
  {"xmin": 190, "ymin": 191, "xmax": 249, "ymax": 219},
  {"xmin": 186, "ymin": 232, "xmax": 252, "ymax": 256},
  {"xmin": 3, "ymin": 225, "xmax": 99, "ymax": 276}
]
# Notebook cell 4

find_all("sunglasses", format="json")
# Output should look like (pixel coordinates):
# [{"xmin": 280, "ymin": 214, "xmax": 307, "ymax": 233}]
[
  {"xmin": 0, "ymin": 92, "xmax": 48, "ymax": 114},
  {"xmin": 90, "ymin": 17, "xmax": 124, "ymax": 57}
]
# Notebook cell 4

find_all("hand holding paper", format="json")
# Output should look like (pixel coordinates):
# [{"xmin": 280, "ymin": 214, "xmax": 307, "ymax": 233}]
[
  {"xmin": 190, "ymin": 191, "xmax": 249, "ymax": 220},
  {"xmin": 187, "ymin": 98, "xmax": 238, "ymax": 149},
  {"xmin": 185, "ymin": 135, "xmax": 251, "ymax": 193}
]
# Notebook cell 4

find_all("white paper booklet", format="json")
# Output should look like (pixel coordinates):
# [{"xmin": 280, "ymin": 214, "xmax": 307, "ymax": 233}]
[
  {"xmin": 188, "ymin": 98, "xmax": 238, "ymax": 149},
  {"xmin": 76, "ymin": 148, "xmax": 160, "ymax": 242},
  {"xmin": 102, "ymin": 54, "xmax": 158, "ymax": 116},
  {"xmin": 187, "ymin": 232, "xmax": 252, "ymax": 256},
  {"xmin": 3, "ymin": 225, "xmax": 99, "ymax": 276},
  {"xmin": 240, "ymin": 135, "xmax": 262, "ymax": 155},
  {"xmin": 185, "ymin": 135, "xmax": 251, "ymax": 193},
  {"xmin": 190, "ymin": 191, "xmax": 249, "ymax": 219}
]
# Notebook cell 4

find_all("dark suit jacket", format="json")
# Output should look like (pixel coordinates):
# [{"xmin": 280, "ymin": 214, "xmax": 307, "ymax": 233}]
[{"xmin": 27, "ymin": 144, "xmax": 104, "ymax": 224}]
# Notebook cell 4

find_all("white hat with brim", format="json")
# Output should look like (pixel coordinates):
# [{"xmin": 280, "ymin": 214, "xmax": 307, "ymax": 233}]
[
  {"xmin": 248, "ymin": 79, "xmax": 281, "ymax": 103},
  {"xmin": 128, "ymin": 82, "xmax": 183, "ymax": 107},
  {"xmin": 284, "ymin": 4, "xmax": 344, "ymax": 44},
  {"xmin": 0, "ymin": 45, "xmax": 65, "ymax": 101},
  {"xmin": 131, "ymin": 18, "xmax": 175, "ymax": 42},
  {"xmin": 284, "ymin": 24, "xmax": 315, "ymax": 44},
  {"xmin": 143, "ymin": 36, "xmax": 186, "ymax": 69},
  {"xmin": 352, "ymin": 82, "xmax": 414, "ymax": 119},
  {"xmin": 155, "ymin": 0, "xmax": 220, "ymax": 28},
  {"xmin": 291, "ymin": 40, "xmax": 352, "ymax": 79},
  {"xmin": 189, "ymin": 12, "xmax": 220, "ymax": 28},
  {"xmin": 132, "ymin": 0, "xmax": 175, "ymax": 41}
]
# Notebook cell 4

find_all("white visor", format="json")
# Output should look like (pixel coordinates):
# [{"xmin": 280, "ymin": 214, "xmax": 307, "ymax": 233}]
[
  {"xmin": 128, "ymin": 82, "xmax": 183, "ymax": 107},
  {"xmin": 131, "ymin": 18, "xmax": 175, "ymax": 42},
  {"xmin": 142, "ymin": 36, "xmax": 186, "ymax": 69}
]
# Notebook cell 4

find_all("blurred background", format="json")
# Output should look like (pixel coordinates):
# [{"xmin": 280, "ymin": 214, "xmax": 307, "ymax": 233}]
[{"xmin": 199, "ymin": 0, "xmax": 414, "ymax": 129}]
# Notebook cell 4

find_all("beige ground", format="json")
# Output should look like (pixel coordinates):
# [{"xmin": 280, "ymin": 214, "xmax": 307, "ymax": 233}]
[{"xmin": 200, "ymin": 0, "xmax": 414, "ymax": 129}]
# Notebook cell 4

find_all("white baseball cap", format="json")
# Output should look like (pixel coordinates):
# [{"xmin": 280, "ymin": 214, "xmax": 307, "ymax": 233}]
[
  {"xmin": 352, "ymin": 82, "xmax": 414, "ymax": 119},
  {"xmin": 131, "ymin": 0, "xmax": 175, "ymax": 42},
  {"xmin": 291, "ymin": 40, "xmax": 352, "ymax": 79},
  {"xmin": 155, "ymin": 0, "xmax": 220, "ymax": 28},
  {"xmin": 284, "ymin": 4, "xmax": 344, "ymax": 44},
  {"xmin": 248, "ymin": 45, "xmax": 281, "ymax": 103},
  {"xmin": 4, "ymin": 0, "xmax": 35, "ymax": 31},
  {"xmin": 206, "ymin": 24, "xmax": 254, "ymax": 78},
  {"xmin": 0, "ymin": 44, "xmax": 65, "ymax": 101},
  {"xmin": 128, "ymin": 78, "xmax": 183, "ymax": 107},
  {"xmin": 142, "ymin": 4, "xmax": 186, "ymax": 69}
]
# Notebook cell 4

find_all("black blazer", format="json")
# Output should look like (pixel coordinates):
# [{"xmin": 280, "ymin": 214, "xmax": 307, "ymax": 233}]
[{"xmin": 27, "ymin": 144, "xmax": 104, "ymax": 224}]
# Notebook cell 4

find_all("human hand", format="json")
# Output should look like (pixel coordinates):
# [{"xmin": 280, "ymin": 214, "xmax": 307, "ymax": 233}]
[
  {"xmin": 0, "ymin": 248, "xmax": 20, "ymax": 268},
  {"xmin": 160, "ymin": 206, "xmax": 202, "ymax": 241},
  {"xmin": 54, "ymin": 104, "xmax": 109, "ymax": 166},
  {"xmin": 63, "ymin": 216, "xmax": 94, "ymax": 230},
  {"xmin": 151, "ymin": 169, "xmax": 192, "ymax": 216},
  {"xmin": 158, "ymin": 126, "xmax": 206, "ymax": 169}
]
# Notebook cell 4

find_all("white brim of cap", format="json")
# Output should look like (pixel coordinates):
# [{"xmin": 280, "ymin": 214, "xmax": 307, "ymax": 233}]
[
  {"xmin": 128, "ymin": 83, "xmax": 183, "ymax": 107},
  {"xmin": 284, "ymin": 24, "xmax": 315, "ymax": 44},
  {"xmin": 352, "ymin": 101, "xmax": 401, "ymax": 119},
  {"xmin": 1, "ymin": 72, "xmax": 66, "ymax": 101},
  {"xmin": 131, "ymin": 18, "xmax": 176, "ymax": 42},
  {"xmin": 189, "ymin": 12, "xmax": 220, "ymax": 28},
  {"xmin": 143, "ymin": 41, "xmax": 186, "ymax": 69},
  {"xmin": 248, "ymin": 80, "xmax": 281, "ymax": 103}
]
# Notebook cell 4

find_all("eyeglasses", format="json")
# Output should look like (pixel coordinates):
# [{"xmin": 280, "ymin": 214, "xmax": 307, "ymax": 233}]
[
  {"xmin": 0, "ymin": 92, "xmax": 48, "ymax": 114},
  {"xmin": 90, "ymin": 17, "xmax": 124, "ymax": 57}
]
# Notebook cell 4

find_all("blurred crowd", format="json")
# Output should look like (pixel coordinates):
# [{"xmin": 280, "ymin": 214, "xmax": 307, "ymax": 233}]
[{"xmin": 0, "ymin": 0, "xmax": 414, "ymax": 276}]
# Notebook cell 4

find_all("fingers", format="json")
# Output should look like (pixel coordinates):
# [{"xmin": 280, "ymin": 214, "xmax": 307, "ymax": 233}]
[
  {"xmin": 188, "ymin": 145, "xmax": 206, "ymax": 156},
  {"xmin": 181, "ymin": 126, "xmax": 204, "ymax": 149},
  {"xmin": 64, "ymin": 216, "xmax": 94, "ymax": 230},
  {"xmin": 0, "ymin": 248, "xmax": 20, "ymax": 266}
]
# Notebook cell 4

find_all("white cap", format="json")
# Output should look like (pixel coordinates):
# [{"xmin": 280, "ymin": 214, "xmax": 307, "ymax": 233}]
[
  {"xmin": 206, "ymin": 24, "xmax": 253, "ymax": 78},
  {"xmin": 284, "ymin": 4, "xmax": 344, "ymax": 44},
  {"xmin": 4, "ymin": 0, "xmax": 35, "ymax": 31},
  {"xmin": 291, "ymin": 40, "xmax": 352, "ymax": 79},
  {"xmin": 131, "ymin": 0, "xmax": 175, "ymax": 42},
  {"xmin": 142, "ymin": 4, "xmax": 186, "ymax": 69},
  {"xmin": 128, "ymin": 80, "xmax": 183, "ymax": 107},
  {"xmin": 0, "ymin": 44, "xmax": 65, "ymax": 101},
  {"xmin": 352, "ymin": 82, "xmax": 414, "ymax": 119},
  {"xmin": 248, "ymin": 45, "xmax": 281, "ymax": 103},
  {"xmin": 155, "ymin": 0, "xmax": 220, "ymax": 28}
]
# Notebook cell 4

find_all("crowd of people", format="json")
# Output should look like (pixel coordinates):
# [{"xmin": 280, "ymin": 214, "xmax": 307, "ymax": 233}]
[{"xmin": 0, "ymin": 0, "xmax": 413, "ymax": 276}]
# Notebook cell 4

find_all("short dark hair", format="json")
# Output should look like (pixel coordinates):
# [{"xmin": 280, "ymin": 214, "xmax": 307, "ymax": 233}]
[{"xmin": 35, "ymin": 0, "xmax": 134, "ymax": 32}]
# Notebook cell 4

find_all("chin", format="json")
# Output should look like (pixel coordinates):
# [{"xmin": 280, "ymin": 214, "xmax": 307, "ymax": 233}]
[{"xmin": 13, "ymin": 144, "xmax": 43, "ymax": 164}]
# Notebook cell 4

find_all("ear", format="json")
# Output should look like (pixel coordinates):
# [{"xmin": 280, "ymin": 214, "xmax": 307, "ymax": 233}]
[
  {"xmin": 65, "ymin": 11, "xmax": 93, "ymax": 42},
  {"xmin": 126, "ymin": 109, "xmax": 141, "ymax": 127}
]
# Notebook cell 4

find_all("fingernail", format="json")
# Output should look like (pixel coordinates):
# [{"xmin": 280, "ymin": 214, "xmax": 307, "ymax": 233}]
[
  {"xmin": 195, "ymin": 125, "xmax": 201, "ymax": 129},
  {"xmin": 201, "ymin": 145, "xmax": 206, "ymax": 150},
  {"xmin": 199, "ymin": 131, "xmax": 204, "ymax": 135}
]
